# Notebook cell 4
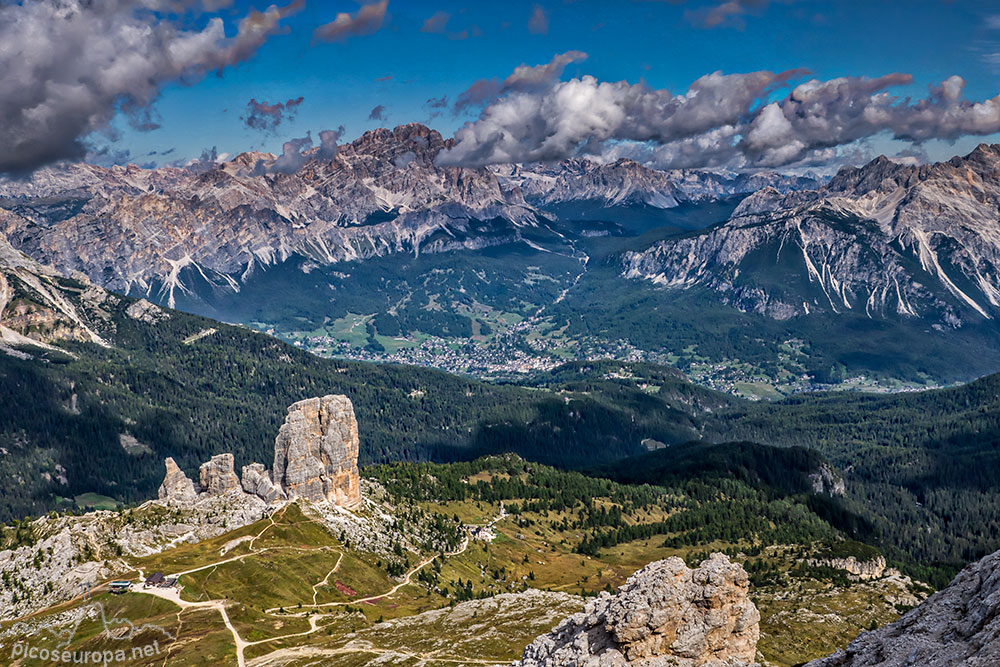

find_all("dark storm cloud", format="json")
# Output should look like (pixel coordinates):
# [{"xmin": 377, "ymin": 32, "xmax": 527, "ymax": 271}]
[{"xmin": 0, "ymin": 0, "xmax": 302, "ymax": 175}]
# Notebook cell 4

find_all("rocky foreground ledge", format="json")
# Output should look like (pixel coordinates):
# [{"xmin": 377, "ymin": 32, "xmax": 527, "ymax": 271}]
[
  {"xmin": 514, "ymin": 553, "xmax": 760, "ymax": 667},
  {"xmin": 514, "ymin": 546, "xmax": 1000, "ymax": 667},
  {"xmin": 806, "ymin": 548, "xmax": 1000, "ymax": 667}
]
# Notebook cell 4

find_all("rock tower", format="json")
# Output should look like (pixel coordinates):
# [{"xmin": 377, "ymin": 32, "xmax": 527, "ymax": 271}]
[
  {"xmin": 157, "ymin": 457, "xmax": 198, "ymax": 504},
  {"xmin": 199, "ymin": 453, "xmax": 241, "ymax": 496},
  {"xmin": 272, "ymin": 395, "xmax": 362, "ymax": 508}
]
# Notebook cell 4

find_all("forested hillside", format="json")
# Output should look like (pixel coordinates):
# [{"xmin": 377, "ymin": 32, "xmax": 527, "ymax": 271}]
[
  {"xmin": 535, "ymin": 362, "xmax": 1000, "ymax": 583},
  {"xmin": 717, "ymin": 379, "xmax": 1000, "ymax": 577},
  {"xmin": 4, "ymin": 271, "xmax": 1000, "ymax": 584},
  {"xmin": 0, "ymin": 296, "xmax": 714, "ymax": 522}
]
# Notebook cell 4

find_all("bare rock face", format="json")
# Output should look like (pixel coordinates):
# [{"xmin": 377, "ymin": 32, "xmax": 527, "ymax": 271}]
[
  {"xmin": 157, "ymin": 457, "xmax": 197, "ymax": 504},
  {"xmin": 809, "ymin": 463, "xmax": 846, "ymax": 497},
  {"xmin": 272, "ymin": 395, "xmax": 361, "ymax": 508},
  {"xmin": 807, "ymin": 548, "xmax": 1000, "ymax": 667},
  {"xmin": 124, "ymin": 298, "xmax": 168, "ymax": 324},
  {"xmin": 198, "ymin": 453, "xmax": 241, "ymax": 496},
  {"xmin": 621, "ymin": 145, "xmax": 1000, "ymax": 327},
  {"xmin": 811, "ymin": 555, "xmax": 887, "ymax": 581},
  {"xmin": 242, "ymin": 462, "xmax": 287, "ymax": 504},
  {"xmin": 515, "ymin": 554, "xmax": 760, "ymax": 667}
]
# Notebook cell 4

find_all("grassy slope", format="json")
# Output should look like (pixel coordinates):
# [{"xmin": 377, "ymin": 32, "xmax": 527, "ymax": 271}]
[{"xmin": 0, "ymin": 457, "xmax": 921, "ymax": 667}]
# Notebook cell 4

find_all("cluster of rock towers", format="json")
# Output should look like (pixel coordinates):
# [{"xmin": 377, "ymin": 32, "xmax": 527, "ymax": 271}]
[{"xmin": 157, "ymin": 395, "xmax": 361, "ymax": 509}]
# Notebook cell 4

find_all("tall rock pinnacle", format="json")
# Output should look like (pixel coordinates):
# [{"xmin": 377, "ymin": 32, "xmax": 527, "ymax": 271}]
[
  {"xmin": 157, "ymin": 457, "xmax": 198, "ymax": 504},
  {"xmin": 272, "ymin": 395, "xmax": 362, "ymax": 508}
]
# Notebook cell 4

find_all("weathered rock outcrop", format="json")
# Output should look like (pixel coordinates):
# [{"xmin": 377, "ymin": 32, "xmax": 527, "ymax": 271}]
[
  {"xmin": 242, "ymin": 462, "xmax": 286, "ymax": 504},
  {"xmin": 272, "ymin": 395, "xmax": 361, "ymax": 508},
  {"xmin": 515, "ymin": 554, "xmax": 760, "ymax": 666},
  {"xmin": 198, "ymin": 453, "xmax": 241, "ymax": 496},
  {"xmin": 808, "ymin": 548, "xmax": 1000, "ymax": 667},
  {"xmin": 812, "ymin": 555, "xmax": 887, "ymax": 581},
  {"xmin": 0, "ymin": 228, "xmax": 106, "ymax": 347},
  {"xmin": 124, "ymin": 298, "xmax": 168, "ymax": 324},
  {"xmin": 157, "ymin": 457, "xmax": 198, "ymax": 504},
  {"xmin": 809, "ymin": 463, "xmax": 846, "ymax": 497}
]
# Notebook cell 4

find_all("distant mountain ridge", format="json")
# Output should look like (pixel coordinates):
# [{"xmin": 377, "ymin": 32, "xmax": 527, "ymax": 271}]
[
  {"xmin": 0, "ymin": 230, "xmax": 106, "ymax": 349},
  {"xmin": 0, "ymin": 124, "xmax": 816, "ymax": 308},
  {"xmin": 493, "ymin": 156, "xmax": 819, "ymax": 209},
  {"xmin": 0, "ymin": 124, "xmax": 539, "ymax": 307},
  {"xmin": 622, "ymin": 144, "xmax": 1000, "ymax": 328}
]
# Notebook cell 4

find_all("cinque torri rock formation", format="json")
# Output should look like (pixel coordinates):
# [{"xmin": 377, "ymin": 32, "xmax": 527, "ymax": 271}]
[
  {"xmin": 241, "ymin": 461, "xmax": 286, "ymax": 504},
  {"xmin": 158, "ymin": 394, "xmax": 361, "ymax": 508},
  {"xmin": 198, "ymin": 453, "xmax": 241, "ymax": 496},
  {"xmin": 272, "ymin": 394, "xmax": 362, "ymax": 508},
  {"xmin": 515, "ymin": 553, "xmax": 760, "ymax": 667}
]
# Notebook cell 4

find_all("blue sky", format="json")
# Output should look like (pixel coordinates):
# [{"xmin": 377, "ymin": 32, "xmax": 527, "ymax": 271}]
[{"xmin": 18, "ymin": 0, "xmax": 1000, "ymax": 170}]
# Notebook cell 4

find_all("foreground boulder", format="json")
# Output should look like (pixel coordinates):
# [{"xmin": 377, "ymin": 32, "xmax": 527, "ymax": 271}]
[
  {"xmin": 807, "ymin": 548, "xmax": 1000, "ymax": 667},
  {"xmin": 515, "ymin": 553, "xmax": 760, "ymax": 666},
  {"xmin": 157, "ymin": 457, "xmax": 198, "ymax": 504},
  {"xmin": 272, "ymin": 394, "xmax": 362, "ymax": 508}
]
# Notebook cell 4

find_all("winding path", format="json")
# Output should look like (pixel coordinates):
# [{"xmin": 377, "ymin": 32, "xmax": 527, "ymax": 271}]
[{"xmin": 129, "ymin": 510, "xmax": 474, "ymax": 666}]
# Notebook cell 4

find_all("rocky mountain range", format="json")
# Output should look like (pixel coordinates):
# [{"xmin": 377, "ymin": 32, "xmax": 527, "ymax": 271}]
[
  {"xmin": 0, "ymin": 124, "xmax": 816, "ymax": 309},
  {"xmin": 0, "ymin": 124, "xmax": 537, "ymax": 307},
  {"xmin": 622, "ymin": 144, "xmax": 1000, "ymax": 328},
  {"xmin": 492, "ymin": 158, "xmax": 818, "ymax": 209},
  {"xmin": 0, "ymin": 229, "xmax": 107, "ymax": 352}
]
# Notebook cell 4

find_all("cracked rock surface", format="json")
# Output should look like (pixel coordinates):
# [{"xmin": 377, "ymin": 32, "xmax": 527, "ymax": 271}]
[{"xmin": 515, "ymin": 553, "xmax": 760, "ymax": 667}]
